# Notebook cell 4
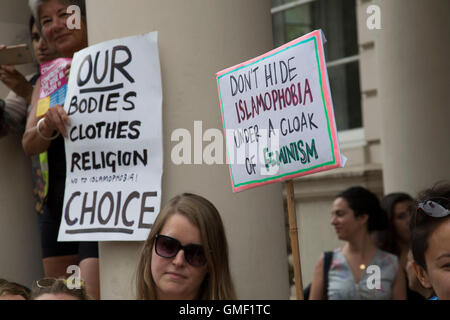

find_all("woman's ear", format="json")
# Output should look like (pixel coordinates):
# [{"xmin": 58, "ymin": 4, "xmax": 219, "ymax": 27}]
[
  {"xmin": 413, "ymin": 261, "xmax": 432, "ymax": 289},
  {"xmin": 357, "ymin": 213, "xmax": 369, "ymax": 225}
]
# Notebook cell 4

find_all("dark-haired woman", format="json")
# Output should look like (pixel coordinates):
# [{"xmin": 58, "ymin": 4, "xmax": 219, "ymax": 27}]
[
  {"xmin": 376, "ymin": 193, "xmax": 428, "ymax": 299},
  {"xmin": 377, "ymin": 193, "xmax": 413, "ymax": 264},
  {"xmin": 309, "ymin": 186, "xmax": 406, "ymax": 300},
  {"xmin": 24, "ymin": 0, "xmax": 99, "ymax": 299},
  {"xmin": 411, "ymin": 182, "xmax": 450, "ymax": 300}
]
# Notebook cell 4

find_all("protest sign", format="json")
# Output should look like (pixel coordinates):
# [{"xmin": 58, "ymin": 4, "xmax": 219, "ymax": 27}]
[
  {"xmin": 216, "ymin": 30, "xmax": 345, "ymax": 193},
  {"xmin": 37, "ymin": 58, "xmax": 72, "ymax": 117},
  {"xmin": 58, "ymin": 32, "xmax": 163, "ymax": 241}
]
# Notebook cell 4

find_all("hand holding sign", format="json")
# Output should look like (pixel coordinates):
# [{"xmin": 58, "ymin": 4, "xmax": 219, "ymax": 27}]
[
  {"xmin": 64, "ymin": 62, "xmax": 72, "ymax": 79},
  {"xmin": 38, "ymin": 104, "xmax": 71, "ymax": 139}
]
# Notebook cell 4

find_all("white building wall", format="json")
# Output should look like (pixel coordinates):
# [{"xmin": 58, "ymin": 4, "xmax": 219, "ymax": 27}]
[
  {"xmin": 86, "ymin": 0, "xmax": 290, "ymax": 299},
  {"xmin": 0, "ymin": 0, "xmax": 44, "ymax": 288}
]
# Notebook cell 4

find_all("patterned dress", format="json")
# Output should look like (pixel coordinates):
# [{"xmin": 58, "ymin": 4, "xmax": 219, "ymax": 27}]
[{"xmin": 327, "ymin": 248, "xmax": 399, "ymax": 300}]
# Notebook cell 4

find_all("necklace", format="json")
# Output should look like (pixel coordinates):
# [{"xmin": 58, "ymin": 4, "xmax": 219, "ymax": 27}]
[{"xmin": 359, "ymin": 264, "xmax": 366, "ymax": 270}]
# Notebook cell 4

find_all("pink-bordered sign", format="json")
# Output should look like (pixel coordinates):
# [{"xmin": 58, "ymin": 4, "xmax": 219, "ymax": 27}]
[{"xmin": 216, "ymin": 30, "xmax": 345, "ymax": 193}]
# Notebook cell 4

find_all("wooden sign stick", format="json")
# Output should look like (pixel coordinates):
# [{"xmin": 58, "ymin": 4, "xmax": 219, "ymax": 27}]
[{"xmin": 285, "ymin": 180, "xmax": 304, "ymax": 300}]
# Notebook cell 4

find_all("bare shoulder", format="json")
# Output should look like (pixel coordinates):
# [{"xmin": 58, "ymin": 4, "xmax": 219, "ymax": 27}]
[
  {"xmin": 314, "ymin": 254, "xmax": 324, "ymax": 270},
  {"xmin": 26, "ymin": 77, "xmax": 41, "ymax": 128}
]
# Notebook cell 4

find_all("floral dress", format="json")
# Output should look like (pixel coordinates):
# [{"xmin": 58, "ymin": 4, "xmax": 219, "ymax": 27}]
[{"xmin": 327, "ymin": 248, "xmax": 398, "ymax": 300}]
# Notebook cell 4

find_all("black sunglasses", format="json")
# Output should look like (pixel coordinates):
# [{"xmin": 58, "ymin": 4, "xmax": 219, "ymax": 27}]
[{"xmin": 154, "ymin": 234, "xmax": 208, "ymax": 267}]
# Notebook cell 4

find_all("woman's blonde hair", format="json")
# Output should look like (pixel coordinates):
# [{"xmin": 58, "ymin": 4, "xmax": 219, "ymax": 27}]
[
  {"xmin": 31, "ymin": 277, "xmax": 90, "ymax": 300},
  {"xmin": 0, "ymin": 279, "xmax": 30, "ymax": 300},
  {"xmin": 136, "ymin": 193, "xmax": 236, "ymax": 300}
]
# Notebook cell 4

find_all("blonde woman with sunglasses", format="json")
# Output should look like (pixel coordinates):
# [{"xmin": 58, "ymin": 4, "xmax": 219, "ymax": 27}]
[
  {"xmin": 411, "ymin": 181, "xmax": 450, "ymax": 300},
  {"xmin": 136, "ymin": 193, "xmax": 236, "ymax": 300}
]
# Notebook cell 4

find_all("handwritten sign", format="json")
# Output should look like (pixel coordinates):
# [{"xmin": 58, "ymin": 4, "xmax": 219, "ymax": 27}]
[
  {"xmin": 58, "ymin": 32, "xmax": 163, "ymax": 241},
  {"xmin": 216, "ymin": 30, "xmax": 345, "ymax": 192}
]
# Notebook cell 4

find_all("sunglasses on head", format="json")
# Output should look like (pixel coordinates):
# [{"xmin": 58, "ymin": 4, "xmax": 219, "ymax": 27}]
[
  {"xmin": 36, "ymin": 277, "xmax": 84, "ymax": 289},
  {"xmin": 154, "ymin": 234, "xmax": 208, "ymax": 267},
  {"xmin": 415, "ymin": 198, "xmax": 450, "ymax": 226},
  {"xmin": 417, "ymin": 199, "xmax": 450, "ymax": 218},
  {"xmin": 36, "ymin": 278, "xmax": 64, "ymax": 289}
]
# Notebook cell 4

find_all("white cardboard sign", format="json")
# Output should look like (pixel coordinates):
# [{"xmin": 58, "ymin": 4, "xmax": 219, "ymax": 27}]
[
  {"xmin": 58, "ymin": 32, "xmax": 163, "ymax": 241},
  {"xmin": 216, "ymin": 30, "xmax": 345, "ymax": 192}
]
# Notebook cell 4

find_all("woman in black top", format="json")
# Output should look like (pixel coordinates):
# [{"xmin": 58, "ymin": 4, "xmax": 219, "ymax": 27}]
[{"xmin": 23, "ymin": 0, "xmax": 99, "ymax": 300}]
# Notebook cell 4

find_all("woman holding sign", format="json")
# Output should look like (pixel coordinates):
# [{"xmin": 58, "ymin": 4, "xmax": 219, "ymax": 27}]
[
  {"xmin": 136, "ymin": 193, "xmax": 236, "ymax": 300},
  {"xmin": 23, "ymin": 0, "xmax": 99, "ymax": 300},
  {"xmin": 309, "ymin": 186, "xmax": 407, "ymax": 300}
]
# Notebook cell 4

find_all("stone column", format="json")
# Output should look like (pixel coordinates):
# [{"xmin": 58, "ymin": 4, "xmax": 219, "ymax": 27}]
[
  {"xmin": 86, "ymin": 0, "xmax": 289, "ymax": 299},
  {"xmin": 0, "ymin": 0, "xmax": 44, "ymax": 288},
  {"xmin": 377, "ymin": 0, "xmax": 450, "ymax": 196}
]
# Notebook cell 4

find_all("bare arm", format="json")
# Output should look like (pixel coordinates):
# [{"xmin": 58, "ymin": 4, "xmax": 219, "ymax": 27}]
[
  {"xmin": 22, "ymin": 79, "xmax": 70, "ymax": 157},
  {"xmin": 391, "ymin": 263, "xmax": 407, "ymax": 300},
  {"xmin": 0, "ymin": 65, "xmax": 33, "ymax": 104},
  {"xmin": 309, "ymin": 256, "xmax": 324, "ymax": 300},
  {"xmin": 0, "ymin": 44, "xmax": 33, "ymax": 104}
]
